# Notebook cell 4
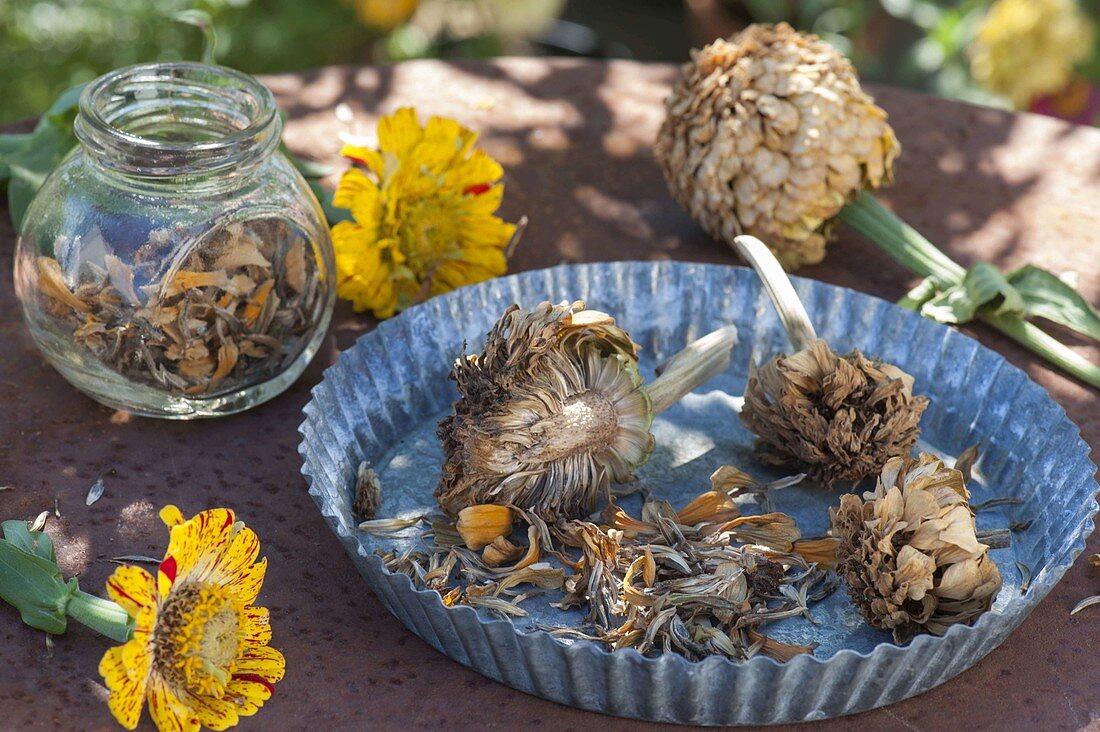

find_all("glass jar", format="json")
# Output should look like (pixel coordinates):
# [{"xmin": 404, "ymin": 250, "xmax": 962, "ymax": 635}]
[{"xmin": 13, "ymin": 63, "xmax": 335, "ymax": 418}]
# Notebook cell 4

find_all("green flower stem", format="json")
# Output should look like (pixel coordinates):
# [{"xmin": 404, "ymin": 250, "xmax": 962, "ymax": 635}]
[
  {"xmin": 838, "ymin": 191, "xmax": 1100, "ymax": 389},
  {"xmin": 979, "ymin": 310, "xmax": 1100, "ymax": 388},
  {"xmin": 838, "ymin": 192, "xmax": 964, "ymax": 283},
  {"xmin": 66, "ymin": 590, "xmax": 133, "ymax": 643}
]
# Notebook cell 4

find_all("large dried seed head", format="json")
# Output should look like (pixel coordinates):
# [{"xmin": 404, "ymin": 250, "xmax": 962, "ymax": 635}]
[
  {"xmin": 830, "ymin": 453, "xmax": 1003, "ymax": 643},
  {"xmin": 654, "ymin": 23, "xmax": 899, "ymax": 269},
  {"xmin": 436, "ymin": 300, "xmax": 656, "ymax": 520},
  {"xmin": 741, "ymin": 339, "xmax": 928, "ymax": 486}
]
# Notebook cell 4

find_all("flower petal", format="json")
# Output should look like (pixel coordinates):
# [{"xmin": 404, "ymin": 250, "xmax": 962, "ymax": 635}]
[
  {"xmin": 159, "ymin": 505, "xmax": 185, "ymax": 528},
  {"xmin": 377, "ymin": 107, "xmax": 423, "ymax": 158},
  {"xmin": 105, "ymin": 565, "xmax": 157, "ymax": 618},
  {"xmin": 99, "ymin": 641, "xmax": 151, "ymax": 730},
  {"xmin": 161, "ymin": 508, "xmax": 237, "ymax": 592},
  {"xmin": 235, "ymin": 644, "xmax": 286, "ymax": 683},
  {"xmin": 334, "ymin": 168, "xmax": 383, "ymax": 228},
  {"xmin": 201, "ymin": 524, "xmax": 261, "ymax": 589},
  {"xmin": 179, "ymin": 694, "xmax": 239, "ymax": 732},
  {"xmin": 241, "ymin": 605, "xmax": 272, "ymax": 645},
  {"xmin": 146, "ymin": 677, "xmax": 199, "ymax": 732},
  {"xmin": 340, "ymin": 144, "xmax": 384, "ymax": 175}
]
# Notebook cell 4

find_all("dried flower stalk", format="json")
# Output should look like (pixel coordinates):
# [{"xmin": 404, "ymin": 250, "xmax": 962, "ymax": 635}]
[
  {"xmin": 831, "ymin": 452, "xmax": 1003, "ymax": 642},
  {"xmin": 436, "ymin": 300, "xmax": 737, "ymax": 520}
]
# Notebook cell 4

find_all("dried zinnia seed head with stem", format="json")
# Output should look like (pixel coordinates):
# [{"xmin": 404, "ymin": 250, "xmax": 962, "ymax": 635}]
[
  {"xmin": 436, "ymin": 300, "xmax": 737, "ymax": 520},
  {"xmin": 830, "ymin": 452, "xmax": 1004, "ymax": 643},
  {"xmin": 735, "ymin": 235, "xmax": 929, "ymax": 486},
  {"xmin": 654, "ymin": 22, "xmax": 899, "ymax": 270}
]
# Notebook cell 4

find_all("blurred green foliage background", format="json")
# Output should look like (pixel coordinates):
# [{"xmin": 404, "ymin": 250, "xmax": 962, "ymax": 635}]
[{"xmin": 2, "ymin": 0, "xmax": 1098, "ymax": 125}]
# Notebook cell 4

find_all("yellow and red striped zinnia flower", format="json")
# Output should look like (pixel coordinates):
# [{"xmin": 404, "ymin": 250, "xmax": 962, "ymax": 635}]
[{"xmin": 99, "ymin": 506, "xmax": 284, "ymax": 731}]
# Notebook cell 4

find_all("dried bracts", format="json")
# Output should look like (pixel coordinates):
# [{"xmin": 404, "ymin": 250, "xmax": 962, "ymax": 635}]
[
  {"xmin": 742, "ymin": 341, "xmax": 928, "ymax": 486},
  {"xmin": 734, "ymin": 235, "xmax": 929, "ymax": 485},
  {"xmin": 830, "ymin": 452, "xmax": 1003, "ymax": 642},
  {"xmin": 436, "ymin": 300, "xmax": 737, "ymax": 520}
]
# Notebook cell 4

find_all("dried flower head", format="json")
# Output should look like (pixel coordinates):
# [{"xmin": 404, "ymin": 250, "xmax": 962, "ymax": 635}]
[
  {"xmin": 436, "ymin": 300, "xmax": 735, "ymax": 520},
  {"xmin": 830, "ymin": 453, "xmax": 1003, "ymax": 642},
  {"xmin": 741, "ymin": 339, "xmax": 928, "ymax": 486},
  {"xmin": 436, "ymin": 301, "xmax": 652, "ymax": 519},
  {"xmin": 654, "ymin": 23, "xmax": 899, "ymax": 269},
  {"xmin": 333, "ymin": 107, "xmax": 517, "ymax": 318},
  {"xmin": 969, "ymin": 0, "xmax": 1095, "ymax": 108}
]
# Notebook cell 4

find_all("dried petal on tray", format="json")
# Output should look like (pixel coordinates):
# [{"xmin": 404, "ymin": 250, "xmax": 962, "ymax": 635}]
[
  {"xmin": 831, "ymin": 452, "xmax": 1003, "ymax": 643},
  {"xmin": 353, "ymin": 461, "xmax": 383, "ymax": 520},
  {"xmin": 33, "ymin": 218, "xmax": 322, "ymax": 398},
  {"xmin": 456, "ymin": 504, "xmax": 514, "ymax": 550},
  {"xmin": 382, "ymin": 464, "xmax": 836, "ymax": 663}
]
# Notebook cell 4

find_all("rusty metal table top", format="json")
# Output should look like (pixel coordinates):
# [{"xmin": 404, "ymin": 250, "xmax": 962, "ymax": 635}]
[{"xmin": 1, "ymin": 58, "xmax": 1097, "ymax": 731}]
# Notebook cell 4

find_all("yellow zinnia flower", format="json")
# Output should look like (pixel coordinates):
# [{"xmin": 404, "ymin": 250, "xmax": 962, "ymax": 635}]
[
  {"xmin": 969, "ymin": 0, "xmax": 1096, "ymax": 108},
  {"xmin": 348, "ymin": 0, "xmax": 418, "ymax": 31},
  {"xmin": 99, "ymin": 506, "xmax": 284, "ymax": 731},
  {"xmin": 332, "ymin": 107, "xmax": 517, "ymax": 318}
]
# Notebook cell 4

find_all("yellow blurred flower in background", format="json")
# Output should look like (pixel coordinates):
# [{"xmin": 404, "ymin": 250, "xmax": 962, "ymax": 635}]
[
  {"xmin": 348, "ymin": 0, "xmax": 419, "ymax": 31},
  {"xmin": 332, "ymin": 107, "xmax": 516, "ymax": 318},
  {"xmin": 99, "ymin": 506, "xmax": 283, "ymax": 731},
  {"xmin": 969, "ymin": 0, "xmax": 1096, "ymax": 108}
]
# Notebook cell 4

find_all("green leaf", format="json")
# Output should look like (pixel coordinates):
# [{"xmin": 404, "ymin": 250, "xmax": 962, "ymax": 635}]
[
  {"xmin": 308, "ymin": 178, "xmax": 348, "ymax": 226},
  {"xmin": 281, "ymin": 142, "xmax": 334, "ymax": 179},
  {"xmin": 5, "ymin": 124, "xmax": 79, "ymax": 232},
  {"xmin": 0, "ymin": 134, "xmax": 34, "ymax": 185},
  {"xmin": 1, "ymin": 82, "xmax": 86, "ymax": 231},
  {"xmin": 897, "ymin": 276, "xmax": 940, "ymax": 312},
  {"xmin": 41, "ymin": 83, "xmax": 86, "ymax": 130},
  {"xmin": 1008, "ymin": 265, "xmax": 1100, "ymax": 341},
  {"xmin": 0, "ymin": 538, "xmax": 75, "ymax": 635},
  {"xmin": 921, "ymin": 262, "xmax": 1024, "ymax": 324},
  {"xmin": 1, "ymin": 520, "xmax": 56, "ymax": 562}
]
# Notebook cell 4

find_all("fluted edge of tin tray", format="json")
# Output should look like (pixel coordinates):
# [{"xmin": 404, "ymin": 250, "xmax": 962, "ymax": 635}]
[{"xmin": 299, "ymin": 261, "xmax": 1098, "ymax": 725}]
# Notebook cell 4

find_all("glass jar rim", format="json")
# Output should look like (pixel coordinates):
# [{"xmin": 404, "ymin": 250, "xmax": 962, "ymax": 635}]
[{"xmin": 75, "ymin": 62, "xmax": 281, "ymax": 177}]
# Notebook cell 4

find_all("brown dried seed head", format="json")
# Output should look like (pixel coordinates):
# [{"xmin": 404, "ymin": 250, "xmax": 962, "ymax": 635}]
[
  {"xmin": 741, "ymin": 339, "xmax": 928, "ymax": 486},
  {"xmin": 436, "ymin": 300, "xmax": 655, "ymax": 520},
  {"xmin": 456, "ymin": 504, "xmax": 514, "ymax": 550},
  {"xmin": 830, "ymin": 452, "xmax": 1003, "ymax": 643},
  {"xmin": 654, "ymin": 23, "xmax": 899, "ymax": 269}
]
